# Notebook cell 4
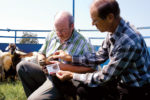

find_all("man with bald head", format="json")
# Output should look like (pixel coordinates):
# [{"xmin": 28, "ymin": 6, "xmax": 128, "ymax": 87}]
[{"xmin": 17, "ymin": 11, "xmax": 96, "ymax": 100}]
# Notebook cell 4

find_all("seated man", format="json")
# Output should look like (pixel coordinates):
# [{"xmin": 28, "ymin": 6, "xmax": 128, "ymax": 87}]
[{"xmin": 17, "ymin": 11, "xmax": 98, "ymax": 100}]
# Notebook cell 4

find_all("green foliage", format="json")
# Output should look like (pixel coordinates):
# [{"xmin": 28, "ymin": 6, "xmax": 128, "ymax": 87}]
[
  {"xmin": 0, "ymin": 81, "xmax": 26, "ymax": 100},
  {"xmin": 18, "ymin": 32, "xmax": 39, "ymax": 44}
]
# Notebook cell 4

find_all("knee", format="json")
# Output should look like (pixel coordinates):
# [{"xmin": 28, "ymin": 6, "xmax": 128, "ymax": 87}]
[
  {"xmin": 27, "ymin": 94, "xmax": 62, "ymax": 100},
  {"xmin": 27, "ymin": 96, "xmax": 38, "ymax": 100},
  {"xmin": 16, "ymin": 61, "xmax": 27, "ymax": 74}
]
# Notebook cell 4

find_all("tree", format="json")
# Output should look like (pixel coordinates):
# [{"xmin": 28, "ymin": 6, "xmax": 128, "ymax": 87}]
[{"xmin": 18, "ymin": 32, "xmax": 39, "ymax": 44}]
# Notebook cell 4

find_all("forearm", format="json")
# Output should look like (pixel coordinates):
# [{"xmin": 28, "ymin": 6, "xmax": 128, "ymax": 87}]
[{"xmin": 59, "ymin": 63, "xmax": 95, "ymax": 73}]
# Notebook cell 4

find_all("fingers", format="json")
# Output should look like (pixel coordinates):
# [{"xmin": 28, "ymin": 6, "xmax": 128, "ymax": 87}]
[
  {"xmin": 56, "ymin": 70, "xmax": 63, "ymax": 80},
  {"xmin": 56, "ymin": 70, "xmax": 73, "ymax": 81},
  {"xmin": 51, "ymin": 55, "xmax": 62, "ymax": 60},
  {"xmin": 46, "ymin": 55, "xmax": 59, "ymax": 63},
  {"xmin": 45, "ymin": 60, "xmax": 59, "ymax": 65},
  {"xmin": 53, "ymin": 50, "xmax": 63, "ymax": 55},
  {"xmin": 53, "ymin": 50, "xmax": 72, "ymax": 61},
  {"xmin": 45, "ymin": 60, "xmax": 54, "ymax": 65},
  {"xmin": 52, "ymin": 50, "xmax": 64, "ymax": 59}
]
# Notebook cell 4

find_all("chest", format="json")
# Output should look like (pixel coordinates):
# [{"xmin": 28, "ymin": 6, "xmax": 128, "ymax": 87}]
[
  {"xmin": 46, "ymin": 40, "xmax": 84, "ymax": 57},
  {"xmin": 107, "ymin": 40, "xmax": 120, "ymax": 59}
]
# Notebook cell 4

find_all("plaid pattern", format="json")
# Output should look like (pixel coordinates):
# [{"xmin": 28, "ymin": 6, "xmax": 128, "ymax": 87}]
[
  {"xmin": 73, "ymin": 19, "xmax": 150, "ymax": 87},
  {"xmin": 39, "ymin": 30, "xmax": 97, "ymax": 69}
]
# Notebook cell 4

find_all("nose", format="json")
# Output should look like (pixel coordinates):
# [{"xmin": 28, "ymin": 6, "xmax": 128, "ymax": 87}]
[
  {"xmin": 92, "ymin": 21, "xmax": 94, "ymax": 26},
  {"xmin": 92, "ymin": 21, "xmax": 96, "ymax": 26},
  {"xmin": 57, "ymin": 31, "xmax": 63, "ymax": 37}
]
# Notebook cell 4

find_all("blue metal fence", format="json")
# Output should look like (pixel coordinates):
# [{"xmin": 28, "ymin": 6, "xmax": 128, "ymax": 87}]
[
  {"xmin": 0, "ymin": 43, "xmax": 42, "ymax": 53},
  {"xmin": 0, "ymin": 27, "xmax": 150, "ymax": 53},
  {"xmin": 0, "ymin": 29, "xmax": 50, "ymax": 44}
]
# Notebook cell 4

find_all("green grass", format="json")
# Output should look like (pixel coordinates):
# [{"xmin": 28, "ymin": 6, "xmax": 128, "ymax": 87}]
[{"xmin": 0, "ymin": 80, "xmax": 26, "ymax": 100}]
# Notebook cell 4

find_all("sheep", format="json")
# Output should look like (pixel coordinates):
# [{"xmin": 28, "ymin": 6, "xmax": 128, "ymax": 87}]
[
  {"xmin": 2, "ymin": 52, "xmax": 14, "ymax": 81},
  {"xmin": 3, "ymin": 43, "xmax": 26, "ymax": 81},
  {"xmin": 0, "ymin": 50, "xmax": 5, "ymax": 81},
  {"xmin": 0, "ymin": 44, "xmax": 42, "ymax": 81},
  {"xmin": 0, "ymin": 43, "xmax": 22, "ymax": 81},
  {"xmin": 0, "ymin": 51, "xmax": 13, "ymax": 81},
  {"xmin": 2, "ymin": 43, "xmax": 48, "ymax": 81}
]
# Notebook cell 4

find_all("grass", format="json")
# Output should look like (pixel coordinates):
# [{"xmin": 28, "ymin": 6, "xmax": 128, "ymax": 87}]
[{"xmin": 0, "ymin": 80, "xmax": 26, "ymax": 100}]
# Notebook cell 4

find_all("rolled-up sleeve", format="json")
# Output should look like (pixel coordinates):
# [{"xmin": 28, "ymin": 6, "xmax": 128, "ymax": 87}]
[{"xmin": 72, "ymin": 39, "xmax": 109, "ymax": 68}]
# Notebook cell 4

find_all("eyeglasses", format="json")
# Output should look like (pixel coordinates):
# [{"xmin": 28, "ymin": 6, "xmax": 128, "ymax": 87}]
[{"xmin": 55, "ymin": 29, "xmax": 69, "ymax": 33}]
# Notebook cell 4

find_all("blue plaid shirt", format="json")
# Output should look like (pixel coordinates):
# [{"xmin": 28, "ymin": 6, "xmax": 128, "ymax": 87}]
[{"xmin": 72, "ymin": 19, "xmax": 150, "ymax": 87}]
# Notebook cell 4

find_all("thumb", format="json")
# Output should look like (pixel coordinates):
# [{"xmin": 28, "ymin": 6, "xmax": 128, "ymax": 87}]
[
  {"xmin": 53, "ymin": 50, "xmax": 61, "ymax": 55},
  {"xmin": 51, "ymin": 55, "xmax": 62, "ymax": 59}
]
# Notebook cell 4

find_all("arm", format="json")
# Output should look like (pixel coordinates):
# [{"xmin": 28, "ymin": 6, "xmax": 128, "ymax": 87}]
[
  {"xmin": 73, "ymin": 45, "xmax": 138, "ymax": 86},
  {"xmin": 59, "ymin": 63, "xmax": 95, "ymax": 73},
  {"xmin": 57, "ymin": 45, "xmax": 138, "ymax": 87},
  {"xmin": 52, "ymin": 41, "xmax": 109, "ymax": 67}
]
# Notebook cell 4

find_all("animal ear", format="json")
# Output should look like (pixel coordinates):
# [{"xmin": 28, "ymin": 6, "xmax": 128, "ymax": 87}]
[{"xmin": 5, "ymin": 46, "xmax": 9, "ymax": 51}]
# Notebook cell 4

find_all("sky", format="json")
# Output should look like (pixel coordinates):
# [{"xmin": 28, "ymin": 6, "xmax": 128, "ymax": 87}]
[{"xmin": 0, "ymin": 0, "xmax": 150, "ymax": 45}]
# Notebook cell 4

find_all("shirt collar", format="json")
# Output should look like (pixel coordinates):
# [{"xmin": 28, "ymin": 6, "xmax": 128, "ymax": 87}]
[
  {"xmin": 109, "ymin": 18, "xmax": 126, "ymax": 44},
  {"xmin": 67, "ymin": 30, "xmax": 77, "ymax": 44},
  {"xmin": 55, "ymin": 30, "xmax": 77, "ymax": 44}
]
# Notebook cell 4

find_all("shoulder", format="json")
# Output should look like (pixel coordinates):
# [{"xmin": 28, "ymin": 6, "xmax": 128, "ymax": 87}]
[
  {"xmin": 75, "ymin": 30, "xmax": 89, "ymax": 43},
  {"xmin": 119, "ymin": 26, "xmax": 142, "ymax": 48},
  {"xmin": 46, "ymin": 31, "xmax": 57, "ymax": 40}
]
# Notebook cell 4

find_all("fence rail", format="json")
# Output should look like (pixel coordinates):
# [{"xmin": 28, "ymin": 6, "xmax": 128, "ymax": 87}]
[{"xmin": 0, "ymin": 27, "xmax": 150, "ymax": 44}]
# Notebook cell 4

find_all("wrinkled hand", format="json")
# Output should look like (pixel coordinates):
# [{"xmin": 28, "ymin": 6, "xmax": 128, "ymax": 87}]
[
  {"xmin": 56, "ymin": 70, "xmax": 73, "ymax": 81},
  {"xmin": 51, "ymin": 50, "xmax": 72, "ymax": 62},
  {"xmin": 45, "ymin": 60, "xmax": 60, "ymax": 65},
  {"xmin": 46, "ymin": 54, "xmax": 59, "ymax": 63}
]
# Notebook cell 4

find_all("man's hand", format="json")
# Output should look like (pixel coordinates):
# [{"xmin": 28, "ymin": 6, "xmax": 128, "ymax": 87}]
[
  {"xmin": 42, "ymin": 61, "xmax": 61, "ymax": 75},
  {"xmin": 45, "ymin": 60, "xmax": 60, "ymax": 65},
  {"xmin": 56, "ymin": 70, "xmax": 73, "ymax": 81},
  {"xmin": 51, "ymin": 50, "xmax": 72, "ymax": 62}
]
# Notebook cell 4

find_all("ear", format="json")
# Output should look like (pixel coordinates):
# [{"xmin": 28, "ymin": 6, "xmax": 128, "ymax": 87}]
[
  {"xmin": 71, "ymin": 24, "xmax": 74, "ymax": 30},
  {"xmin": 106, "ymin": 13, "xmax": 114, "ymax": 23}
]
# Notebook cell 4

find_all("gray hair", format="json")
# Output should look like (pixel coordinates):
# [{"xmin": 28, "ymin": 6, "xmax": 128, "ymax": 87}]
[
  {"xmin": 68, "ymin": 14, "xmax": 74, "ymax": 27},
  {"xmin": 54, "ymin": 11, "xmax": 74, "ymax": 27}
]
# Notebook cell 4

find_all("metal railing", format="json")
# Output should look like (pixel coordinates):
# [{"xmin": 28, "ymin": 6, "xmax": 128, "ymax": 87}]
[
  {"xmin": 0, "ymin": 27, "xmax": 150, "ymax": 44},
  {"xmin": 0, "ymin": 29, "xmax": 51, "ymax": 44}
]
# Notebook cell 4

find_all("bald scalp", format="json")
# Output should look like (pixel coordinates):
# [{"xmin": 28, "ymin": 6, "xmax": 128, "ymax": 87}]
[{"xmin": 54, "ymin": 11, "xmax": 74, "ymax": 27}]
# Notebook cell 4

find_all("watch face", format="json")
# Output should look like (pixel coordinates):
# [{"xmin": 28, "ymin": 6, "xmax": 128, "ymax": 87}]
[{"xmin": 46, "ymin": 63, "xmax": 60, "ymax": 74}]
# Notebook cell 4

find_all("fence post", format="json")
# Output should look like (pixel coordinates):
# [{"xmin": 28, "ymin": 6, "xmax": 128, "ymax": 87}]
[
  {"xmin": 73, "ymin": 0, "xmax": 75, "ymax": 20},
  {"xmin": 15, "ymin": 31, "xmax": 17, "ymax": 44}
]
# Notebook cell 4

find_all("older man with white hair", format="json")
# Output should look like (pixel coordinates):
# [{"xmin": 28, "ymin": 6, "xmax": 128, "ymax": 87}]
[{"xmin": 17, "ymin": 11, "xmax": 97, "ymax": 100}]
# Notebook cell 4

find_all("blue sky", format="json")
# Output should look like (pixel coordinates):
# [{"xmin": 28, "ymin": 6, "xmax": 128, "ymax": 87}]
[
  {"xmin": 0, "ymin": 0, "xmax": 150, "ymax": 30},
  {"xmin": 0, "ymin": 0, "xmax": 150, "ymax": 45}
]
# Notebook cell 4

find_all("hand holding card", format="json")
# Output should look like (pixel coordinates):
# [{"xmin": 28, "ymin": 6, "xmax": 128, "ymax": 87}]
[{"xmin": 46, "ymin": 63, "xmax": 60, "ymax": 75}]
